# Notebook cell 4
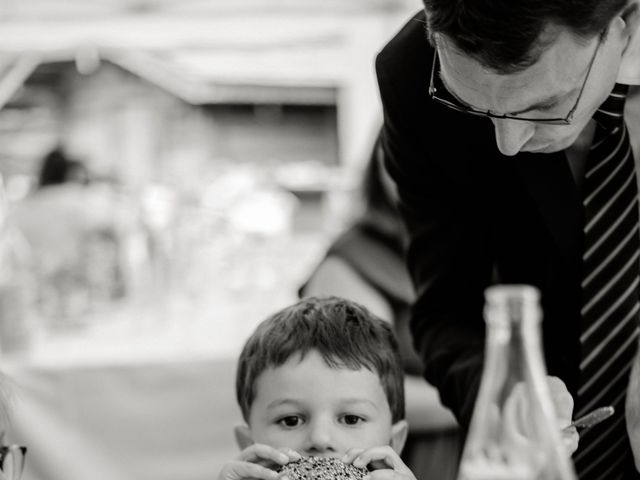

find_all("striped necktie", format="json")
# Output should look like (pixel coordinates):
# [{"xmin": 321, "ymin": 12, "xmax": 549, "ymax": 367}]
[{"xmin": 574, "ymin": 83, "xmax": 640, "ymax": 480}]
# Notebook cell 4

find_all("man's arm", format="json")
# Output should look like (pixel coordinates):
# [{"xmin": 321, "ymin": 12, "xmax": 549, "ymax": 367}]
[{"xmin": 375, "ymin": 16, "xmax": 493, "ymax": 427}]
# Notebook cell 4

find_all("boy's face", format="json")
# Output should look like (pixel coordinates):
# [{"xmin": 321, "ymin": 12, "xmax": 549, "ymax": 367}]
[{"xmin": 240, "ymin": 350, "xmax": 407, "ymax": 457}]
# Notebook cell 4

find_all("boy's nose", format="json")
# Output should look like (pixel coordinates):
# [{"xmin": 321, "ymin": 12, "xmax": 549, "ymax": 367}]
[
  {"xmin": 493, "ymin": 118, "xmax": 535, "ymax": 156},
  {"xmin": 304, "ymin": 420, "xmax": 336, "ymax": 455}
]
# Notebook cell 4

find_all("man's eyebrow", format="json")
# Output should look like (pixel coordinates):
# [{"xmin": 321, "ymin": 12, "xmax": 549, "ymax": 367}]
[
  {"xmin": 438, "ymin": 69, "xmax": 575, "ymax": 116},
  {"xmin": 507, "ymin": 92, "xmax": 569, "ymax": 115},
  {"xmin": 438, "ymin": 72, "xmax": 477, "ymax": 109}
]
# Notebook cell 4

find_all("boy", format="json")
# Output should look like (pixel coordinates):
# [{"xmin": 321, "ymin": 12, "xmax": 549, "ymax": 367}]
[{"xmin": 217, "ymin": 296, "xmax": 416, "ymax": 480}]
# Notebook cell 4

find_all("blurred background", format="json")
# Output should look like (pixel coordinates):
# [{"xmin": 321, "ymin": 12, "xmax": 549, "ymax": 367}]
[{"xmin": 0, "ymin": 1, "xmax": 421, "ymax": 480}]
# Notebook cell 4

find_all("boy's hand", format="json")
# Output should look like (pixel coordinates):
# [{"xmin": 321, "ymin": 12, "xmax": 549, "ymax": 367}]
[
  {"xmin": 341, "ymin": 447, "xmax": 416, "ymax": 480},
  {"xmin": 217, "ymin": 444, "xmax": 301, "ymax": 480}
]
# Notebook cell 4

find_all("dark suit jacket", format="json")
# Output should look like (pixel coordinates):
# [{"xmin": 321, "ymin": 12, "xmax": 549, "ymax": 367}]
[{"xmin": 375, "ymin": 10, "xmax": 586, "ymax": 428}]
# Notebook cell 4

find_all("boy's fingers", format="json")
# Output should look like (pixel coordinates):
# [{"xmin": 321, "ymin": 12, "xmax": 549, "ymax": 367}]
[
  {"xmin": 238, "ymin": 462, "xmax": 281, "ymax": 480},
  {"xmin": 239, "ymin": 444, "xmax": 291, "ymax": 466},
  {"xmin": 219, "ymin": 461, "xmax": 280, "ymax": 480},
  {"xmin": 365, "ymin": 470, "xmax": 415, "ymax": 480},
  {"xmin": 276, "ymin": 448, "xmax": 302, "ymax": 462},
  {"xmin": 341, "ymin": 448, "xmax": 365, "ymax": 464},
  {"xmin": 351, "ymin": 447, "xmax": 411, "ymax": 474}
]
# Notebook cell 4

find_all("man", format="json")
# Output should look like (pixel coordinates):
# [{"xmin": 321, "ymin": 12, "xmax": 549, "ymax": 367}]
[{"xmin": 375, "ymin": 0, "xmax": 640, "ymax": 478}]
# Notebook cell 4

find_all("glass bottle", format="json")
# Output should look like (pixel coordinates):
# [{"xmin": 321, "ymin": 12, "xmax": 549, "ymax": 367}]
[{"xmin": 457, "ymin": 285, "xmax": 577, "ymax": 480}]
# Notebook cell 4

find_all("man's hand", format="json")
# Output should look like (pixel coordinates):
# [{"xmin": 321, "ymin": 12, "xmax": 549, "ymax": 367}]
[
  {"xmin": 342, "ymin": 447, "xmax": 416, "ymax": 480},
  {"xmin": 217, "ymin": 445, "xmax": 301, "ymax": 480},
  {"xmin": 502, "ymin": 376, "xmax": 578, "ymax": 455},
  {"xmin": 546, "ymin": 376, "xmax": 579, "ymax": 454}
]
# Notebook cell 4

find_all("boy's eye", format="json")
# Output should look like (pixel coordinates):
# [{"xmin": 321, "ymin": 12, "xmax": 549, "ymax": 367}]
[
  {"xmin": 341, "ymin": 415, "xmax": 364, "ymax": 426},
  {"xmin": 278, "ymin": 416, "xmax": 303, "ymax": 428}
]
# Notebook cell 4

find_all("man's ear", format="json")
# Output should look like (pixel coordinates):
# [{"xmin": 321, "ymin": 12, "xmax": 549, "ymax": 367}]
[
  {"xmin": 234, "ymin": 425, "xmax": 254, "ymax": 450},
  {"xmin": 622, "ymin": 1, "xmax": 640, "ymax": 28},
  {"xmin": 390, "ymin": 419, "xmax": 409, "ymax": 454},
  {"xmin": 617, "ymin": 0, "xmax": 640, "ymax": 83}
]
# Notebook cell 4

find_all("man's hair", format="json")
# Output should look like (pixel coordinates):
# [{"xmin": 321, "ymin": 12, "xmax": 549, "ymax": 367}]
[
  {"xmin": 423, "ymin": 0, "xmax": 628, "ymax": 73},
  {"xmin": 235, "ymin": 296, "xmax": 405, "ymax": 423}
]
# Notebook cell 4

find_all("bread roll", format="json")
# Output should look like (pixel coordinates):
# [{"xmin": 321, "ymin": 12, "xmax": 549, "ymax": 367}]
[{"xmin": 278, "ymin": 456, "xmax": 368, "ymax": 480}]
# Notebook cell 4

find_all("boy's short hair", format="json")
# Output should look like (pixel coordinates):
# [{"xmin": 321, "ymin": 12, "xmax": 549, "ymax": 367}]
[{"xmin": 236, "ymin": 296, "xmax": 405, "ymax": 423}]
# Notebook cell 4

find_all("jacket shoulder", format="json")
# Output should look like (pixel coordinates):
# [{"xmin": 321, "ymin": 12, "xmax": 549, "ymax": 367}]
[{"xmin": 375, "ymin": 9, "xmax": 432, "ymax": 87}]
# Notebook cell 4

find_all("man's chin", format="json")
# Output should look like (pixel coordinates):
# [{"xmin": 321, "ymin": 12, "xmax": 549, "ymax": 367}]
[
  {"xmin": 523, "ymin": 138, "xmax": 573, "ymax": 154},
  {"xmin": 525, "ymin": 145, "xmax": 556, "ymax": 154}
]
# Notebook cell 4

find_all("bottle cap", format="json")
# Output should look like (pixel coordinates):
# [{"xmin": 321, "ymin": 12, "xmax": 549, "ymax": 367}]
[{"xmin": 485, "ymin": 284, "xmax": 540, "ymax": 305}]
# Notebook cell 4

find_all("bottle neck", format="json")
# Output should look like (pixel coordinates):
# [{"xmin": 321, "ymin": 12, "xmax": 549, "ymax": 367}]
[{"xmin": 483, "ymin": 307, "xmax": 547, "ymax": 397}]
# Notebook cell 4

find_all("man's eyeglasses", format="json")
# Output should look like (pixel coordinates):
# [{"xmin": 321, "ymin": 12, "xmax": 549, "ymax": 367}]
[
  {"xmin": 0, "ymin": 445, "xmax": 26, "ymax": 480},
  {"xmin": 428, "ymin": 33, "xmax": 603, "ymax": 125}
]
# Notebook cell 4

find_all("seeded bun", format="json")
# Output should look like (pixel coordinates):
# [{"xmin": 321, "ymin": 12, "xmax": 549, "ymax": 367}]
[{"xmin": 278, "ymin": 456, "xmax": 368, "ymax": 480}]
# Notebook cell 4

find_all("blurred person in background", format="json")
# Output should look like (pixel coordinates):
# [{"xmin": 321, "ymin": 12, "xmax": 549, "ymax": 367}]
[
  {"xmin": 300, "ymin": 135, "xmax": 460, "ymax": 480},
  {"xmin": 7, "ymin": 146, "xmax": 135, "ymax": 324},
  {"xmin": 37, "ymin": 148, "xmax": 90, "ymax": 188}
]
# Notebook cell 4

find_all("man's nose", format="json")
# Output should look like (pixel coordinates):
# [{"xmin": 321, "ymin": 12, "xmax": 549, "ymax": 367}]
[
  {"xmin": 304, "ymin": 420, "xmax": 336, "ymax": 455},
  {"xmin": 493, "ymin": 118, "xmax": 535, "ymax": 156}
]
